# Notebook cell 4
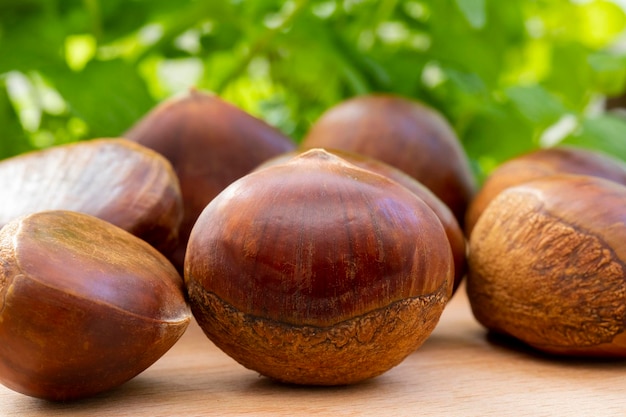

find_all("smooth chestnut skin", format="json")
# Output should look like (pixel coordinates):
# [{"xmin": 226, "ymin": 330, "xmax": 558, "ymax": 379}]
[
  {"xmin": 465, "ymin": 146, "xmax": 626, "ymax": 236},
  {"xmin": 0, "ymin": 210, "xmax": 191, "ymax": 401},
  {"xmin": 258, "ymin": 149, "xmax": 467, "ymax": 297},
  {"xmin": 0, "ymin": 138, "xmax": 183, "ymax": 256},
  {"xmin": 468, "ymin": 175, "xmax": 626, "ymax": 357},
  {"xmin": 301, "ymin": 94, "xmax": 476, "ymax": 226},
  {"xmin": 125, "ymin": 90, "xmax": 296, "ymax": 270},
  {"xmin": 185, "ymin": 149, "xmax": 453, "ymax": 385}
]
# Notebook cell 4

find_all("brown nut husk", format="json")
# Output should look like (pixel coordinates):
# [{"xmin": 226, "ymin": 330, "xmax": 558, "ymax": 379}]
[
  {"xmin": 465, "ymin": 145, "xmax": 626, "ymax": 236},
  {"xmin": 125, "ymin": 89, "xmax": 296, "ymax": 270},
  {"xmin": 185, "ymin": 149, "xmax": 453, "ymax": 385},
  {"xmin": 301, "ymin": 94, "xmax": 476, "ymax": 226},
  {"xmin": 0, "ymin": 138, "xmax": 183, "ymax": 256},
  {"xmin": 258, "ymin": 148, "xmax": 467, "ymax": 297},
  {"xmin": 467, "ymin": 174, "xmax": 626, "ymax": 357},
  {"xmin": 0, "ymin": 210, "xmax": 191, "ymax": 401}
]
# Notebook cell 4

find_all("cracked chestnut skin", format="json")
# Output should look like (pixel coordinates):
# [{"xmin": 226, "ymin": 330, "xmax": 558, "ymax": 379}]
[
  {"xmin": 465, "ymin": 146, "xmax": 626, "ymax": 236},
  {"xmin": 0, "ymin": 211, "xmax": 191, "ymax": 401},
  {"xmin": 185, "ymin": 149, "xmax": 453, "ymax": 385},
  {"xmin": 468, "ymin": 175, "xmax": 626, "ymax": 357},
  {"xmin": 301, "ymin": 94, "xmax": 476, "ymax": 227}
]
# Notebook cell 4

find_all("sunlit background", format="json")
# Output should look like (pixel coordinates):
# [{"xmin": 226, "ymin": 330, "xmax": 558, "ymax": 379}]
[{"xmin": 1, "ymin": 0, "xmax": 625, "ymax": 181}]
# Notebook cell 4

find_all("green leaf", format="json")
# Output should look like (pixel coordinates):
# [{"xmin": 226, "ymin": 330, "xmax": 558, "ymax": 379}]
[
  {"xmin": 587, "ymin": 52, "xmax": 626, "ymax": 96},
  {"xmin": 0, "ymin": 79, "xmax": 33, "ymax": 160},
  {"xmin": 1, "ymin": 0, "xmax": 625, "ymax": 176},
  {"xmin": 576, "ymin": 0, "xmax": 626, "ymax": 48},
  {"xmin": 427, "ymin": 0, "xmax": 524, "ymax": 88},
  {"xmin": 561, "ymin": 114, "xmax": 626, "ymax": 160},
  {"xmin": 454, "ymin": 0, "xmax": 486, "ymax": 29},
  {"xmin": 542, "ymin": 41, "xmax": 595, "ymax": 112},
  {"xmin": 0, "ymin": 14, "xmax": 67, "ymax": 74},
  {"xmin": 462, "ymin": 101, "xmax": 537, "ymax": 181},
  {"xmin": 48, "ymin": 59, "xmax": 156, "ymax": 137},
  {"xmin": 506, "ymin": 85, "xmax": 568, "ymax": 128}
]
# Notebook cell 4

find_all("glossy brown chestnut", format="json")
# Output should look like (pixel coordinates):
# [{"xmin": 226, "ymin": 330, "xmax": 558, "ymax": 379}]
[
  {"xmin": 0, "ymin": 138, "xmax": 183, "ymax": 256},
  {"xmin": 301, "ymin": 94, "xmax": 476, "ymax": 226},
  {"xmin": 465, "ymin": 145, "xmax": 626, "ymax": 236},
  {"xmin": 468, "ymin": 175, "xmax": 626, "ymax": 357},
  {"xmin": 258, "ymin": 148, "xmax": 466, "ymax": 297},
  {"xmin": 125, "ymin": 89, "xmax": 296, "ymax": 270},
  {"xmin": 0, "ymin": 210, "xmax": 191, "ymax": 401},
  {"xmin": 185, "ymin": 149, "xmax": 453, "ymax": 385}
]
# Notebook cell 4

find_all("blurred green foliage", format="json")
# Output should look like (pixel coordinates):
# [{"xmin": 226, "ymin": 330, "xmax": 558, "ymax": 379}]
[{"xmin": 1, "ymin": 0, "xmax": 626, "ymax": 181}]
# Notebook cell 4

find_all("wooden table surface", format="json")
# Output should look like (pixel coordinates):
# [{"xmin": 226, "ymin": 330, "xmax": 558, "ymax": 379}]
[{"xmin": 2, "ymin": 284, "xmax": 626, "ymax": 417}]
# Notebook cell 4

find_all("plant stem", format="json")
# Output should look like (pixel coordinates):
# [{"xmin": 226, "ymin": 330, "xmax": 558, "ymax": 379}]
[
  {"xmin": 82, "ymin": 0, "xmax": 103, "ymax": 41},
  {"xmin": 215, "ymin": 0, "xmax": 311, "ymax": 94}
]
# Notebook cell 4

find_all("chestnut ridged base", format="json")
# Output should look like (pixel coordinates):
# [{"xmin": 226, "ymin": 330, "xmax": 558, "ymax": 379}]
[{"xmin": 188, "ymin": 281, "xmax": 448, "ymax": 385}]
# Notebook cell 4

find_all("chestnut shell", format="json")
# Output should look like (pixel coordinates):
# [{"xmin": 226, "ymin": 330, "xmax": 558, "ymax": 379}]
[
  {"xmin": 0, "ymin": 138, "xmax": 183, "ymax": 256},
  {"xmin": 125, "ymin": 90, "xmax": 296, "ymax": 270},
  {"xmin": 465, "ymin": 145, "xmax": 626, "ymax": 236},
  {"xmin": 301, "ymin": 94, "xmax": 476, "ymax": 226},
  {"xmin": 258, "ymin": 149, "xmax": 467, "ymax": 296},
  {"xmin": 185, "ymin": 149, "xmax": 453, "ymax": 385},
  {"xmin": 0, "ymin": 210, "xmax": 191, "ymax": 400},
  {"xmin": 468, "ymin": 175, "xmax": 626, "ymax": 357}
]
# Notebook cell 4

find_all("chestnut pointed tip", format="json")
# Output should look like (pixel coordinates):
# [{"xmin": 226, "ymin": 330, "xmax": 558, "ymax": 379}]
[
  {"xmin": 301, "ymin": 93, "xmax": 476, "ymax": 227},
  {"xmin": 185, "ymin": 139, "xmax": 454, "ymax": 383},
  {"xmin": 291, "ymin": 148, "xmax": 358, "ymax": 167}
]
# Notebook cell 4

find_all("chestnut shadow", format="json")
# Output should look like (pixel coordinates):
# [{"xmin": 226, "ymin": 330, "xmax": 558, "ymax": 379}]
[
  {"xmin": 417, "ymin": 327, "xmax": 488, "ymax": 352},
  {"xmin": 244, "ymin": 372, "xmax": 384, "ymax": 396},
  {"xmin": 485, "ymin": 330, "xmax": 626, "ymax": 369},
  {"xmin": 26, "ymin": 376, "xmax": 186, "ymax": 413}
]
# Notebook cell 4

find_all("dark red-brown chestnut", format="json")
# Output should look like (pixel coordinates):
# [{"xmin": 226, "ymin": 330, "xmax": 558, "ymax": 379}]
[
  {"xmin": 301, "ymin": 94, "xmax": 476, "ymax": 226},
  {"xmin": 124, "ymin": 90, "xmax": 296, "ymax": 270},
  {"xmin": 257, "ymin": 148, "xmax": 466, "ymax": 297},
  {"xmin": 185, "ymin": 149, "xmax": 453, "ymax": 385},
  {"xmin": 0, "ymin": 210, "xmax": 191, "ymax": 401}
]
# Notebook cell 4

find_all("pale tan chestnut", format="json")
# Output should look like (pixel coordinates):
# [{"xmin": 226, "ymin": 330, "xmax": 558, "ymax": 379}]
[
  {"xmin": 185, "ymin": 149, "xmax": 453, "ymax": 385},
  {"xmin": 468, "ymin": 174, "xmax": 626, "ymax": 356},
  {"xmin": 0, "ymin": 138, "xmax": 183, "ymax": 256},
  {"xmin": 0, "ymin": 210, "xmax": 191, "ymax": 401}
]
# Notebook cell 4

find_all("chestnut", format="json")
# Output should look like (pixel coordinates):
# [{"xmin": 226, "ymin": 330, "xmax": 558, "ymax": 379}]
[
  {"xmin": 465, "ymin": 145, "xmax": 626, "ymax": 236},
  {"xmin": 124, "ymin": 89, "xmax": 296, "ymax": 270},
  {"xmin": 467, "ymin": 174, "xmax": 626, "ymax": 357},
  {"xmin": 185, "ymin": 149, "xmax": 453, "ymax": 385},
  {"xmin": 301, "ymin": 94, "xmax": 476, "ymax": 226},
  {"xmin": 0, "ymin": 138, "xmax": 183, "ymax": 256},
  {"xmin": 258, "ymin": 148, "xmax": 467, "ymax": 296},
  {"xmin": 0, "ymin": 210, "xmax": 191, "ymax": 401}
]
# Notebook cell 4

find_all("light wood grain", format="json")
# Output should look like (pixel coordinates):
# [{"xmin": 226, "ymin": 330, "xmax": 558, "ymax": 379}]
[{"xmin": 2, "ymin": 285, "xmax": 626, "ymax": 416}]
